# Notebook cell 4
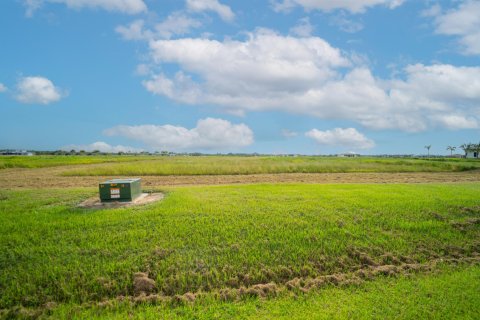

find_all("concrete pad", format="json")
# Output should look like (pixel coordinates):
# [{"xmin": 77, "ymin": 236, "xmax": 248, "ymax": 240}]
[{"xmin": 77, "ymin": 193, "xmax": 164, "ymax": 209}]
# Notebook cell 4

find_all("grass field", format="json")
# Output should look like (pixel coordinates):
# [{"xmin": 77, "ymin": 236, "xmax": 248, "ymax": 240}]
[
  {"xmin": 58, "ymin": 156, "xmax": 480, "ymax": 176},
  {"xmin": 50, "ymin": 264, "xmax": 480, "ymax": 319},
  {"xmin": 0, "ymin": 155, "xmax": 153, "ymax": 170},
  {"xmin": 2, "ymin": 155, "xmax": 480, "ymax": 175},
  {"xmin": 1, "ymin": 183, "xmax": 479, "ymax": 318}
]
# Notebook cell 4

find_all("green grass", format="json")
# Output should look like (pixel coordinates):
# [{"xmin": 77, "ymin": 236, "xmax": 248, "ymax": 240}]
[
  {"xmin": 0, "ymin": 155, "xmax": 154, "ymax": 169},
  {"xmin": 1, "ymin": 183, "xmax": 479, "ymax": 317},
  {"xmin": 59, "ymin": 156, "xmax": 480, "ymax": 176},
  {"xmin": 2, "ymin": 155, "xmax": 480, "ymax": 174},
  {"xmin": 48, "ymin": 264, "xmax": 480, "ymax": 319}
]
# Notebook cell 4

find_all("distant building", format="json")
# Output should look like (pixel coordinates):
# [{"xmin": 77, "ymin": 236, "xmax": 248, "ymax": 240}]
[
  {"xmin": 0, "ymin": 150, "xmax": 34, "ymax": 156},
  {"xmin": 466, "ymin": 149, "xmax": 479, "ymax": 159},
  {"xmin": 337, "ymin": 152, "xmax": 359, "ymax": 158}
]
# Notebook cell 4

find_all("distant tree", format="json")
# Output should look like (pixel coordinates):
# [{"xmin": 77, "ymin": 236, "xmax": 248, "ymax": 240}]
[
  {"xmin": 446, "ymin": 146, "xmax": 456, "ymax": 156},
  {"xmin": 459, "ymin": 144, "xmax": 470, "ymax": 157},
  {"xmin": 424, "ymin": 145, "xmax": 431, "ymax": 157}
]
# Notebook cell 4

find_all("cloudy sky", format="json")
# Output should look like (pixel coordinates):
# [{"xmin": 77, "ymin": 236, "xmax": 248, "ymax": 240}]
[{"xmin": 1, "ymin": 0, "xmax": 479, "ymax": 154}]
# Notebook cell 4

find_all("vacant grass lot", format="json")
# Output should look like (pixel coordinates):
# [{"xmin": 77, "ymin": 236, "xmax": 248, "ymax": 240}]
[
  {"xmin": 2, "ymin": 155, "xmax": 480, "ymax": 174},
  {"xmin": 0, "ymin": 155, "xmax": 153, "ymax": 169},
  {"xmin": 1, "ymin": 183, "xmax": 479, "ymax": 318},
  {"xmin": 58, "ymin": 156, "xmax": 480, "ymax": 176}
]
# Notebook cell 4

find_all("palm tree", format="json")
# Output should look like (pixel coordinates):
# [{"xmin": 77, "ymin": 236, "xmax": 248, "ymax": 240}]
[
  {"xmin": 459, "ymin": 143, "xmax": 469, "ymax": 157},
  {"xmin": 424, "ymin": 145, "xmax": 431, "ymax": 157},
  {"xmin": 446, "ymin": 146, "xmax": 456, "ymax": 156}
]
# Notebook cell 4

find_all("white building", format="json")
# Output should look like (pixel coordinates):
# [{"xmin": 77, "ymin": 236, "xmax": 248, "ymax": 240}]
[{"xmin": 466, "ymin": 150, "xmax": 479, "ymax": 159}]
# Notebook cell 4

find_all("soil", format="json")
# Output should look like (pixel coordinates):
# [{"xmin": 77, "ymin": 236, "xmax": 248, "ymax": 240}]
[
  {"xmin": 2, "ymin": 165, "xmax": 480, "ymax": 189},
  {"xmin": 133, "ymin": 272, "xmax": 156, "ymax": 295}
]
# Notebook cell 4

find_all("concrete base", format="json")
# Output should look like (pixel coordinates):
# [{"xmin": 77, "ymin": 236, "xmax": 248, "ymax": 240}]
[{"xmin": 77, "ymin": 193, "xmax": 164, "ymax": 209}]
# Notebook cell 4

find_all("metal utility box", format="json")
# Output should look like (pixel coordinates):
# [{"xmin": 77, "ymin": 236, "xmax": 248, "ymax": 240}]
[{"xmin": 99, "ymin": 178, "xmax": 142, "ymax": 202}]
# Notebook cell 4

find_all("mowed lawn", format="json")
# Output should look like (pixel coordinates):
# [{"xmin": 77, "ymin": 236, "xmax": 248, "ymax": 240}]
[{"xmin": 0, "ymin": 183, "xmax": 479, "ymax": 318}]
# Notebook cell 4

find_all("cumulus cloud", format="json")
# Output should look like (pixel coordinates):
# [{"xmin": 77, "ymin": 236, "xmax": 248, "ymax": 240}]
[
  {"xmin": 145, "ymin": 28, "xmax": 349, "ymax": 101},
  {"xmin": 104, "ymin": 118, "xmax": 254, "ymax": 150},
  {"xmin": 115, "ymin": 20, "xmax": 151, "ymax": 40},
  {"xmin": 15, "ymin": 76, "xmax": 65, "ymax": 104},
  {"xmin": 429, "ymin": 1, "xmax": 480, "ymax": 55},
  {"xmin": 186, "ymin": 0, "xmax": 235, "ymax": 21},
  {"xmin": 23, "ymin": 0, "xmax": 147, "ymax": 16},
  {"xmin": 116, "ymin": 13, "xmax": 201, "ymax": 41},
  {"xmin": 0, "ymin": 83, "xmax": 7, "ymax": 92},
  {"xmin": 154, "ymin": 12, "xmax": 202, "ymax": 39},
  {"xmin": 432, "ymin": 115, "xmax": 478, "ymax": 130},
  {"xmin": 290, "ymin": 17, "xmax": 314, "ymax": 37},
  {"xmin": 62, "ymin": 141, "xmax": 143, "ymax": 153},
  {"xmin": 141, "ymin": 29, "xmax": 480, "ymax": 132},
  {"xmin": 306, "ymin": 128, "xmax": 375, "ymax": 149},
  {"xmin": 272, "ymin": 0, "xmax": 404, "ymax": 14}
]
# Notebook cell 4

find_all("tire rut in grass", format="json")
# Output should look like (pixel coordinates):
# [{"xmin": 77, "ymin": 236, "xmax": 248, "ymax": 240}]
[
  {"xmin": 89, "ymin": 254, "xmax": 480, "ymax": 308},
  {"xmin": 3, "ymin": 248, "xmax": 479, "ymax": 319}
]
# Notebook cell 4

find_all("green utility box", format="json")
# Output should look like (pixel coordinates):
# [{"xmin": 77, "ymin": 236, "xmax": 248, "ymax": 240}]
[{"xmin": 99, "ymin": 178, "xmax": 142, "ymax": 202}]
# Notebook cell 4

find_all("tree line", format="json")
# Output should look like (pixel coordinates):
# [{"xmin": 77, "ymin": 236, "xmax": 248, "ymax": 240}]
[{"xmin": 425, "ymin": 143, "xmax": 480, "ymax": 157}]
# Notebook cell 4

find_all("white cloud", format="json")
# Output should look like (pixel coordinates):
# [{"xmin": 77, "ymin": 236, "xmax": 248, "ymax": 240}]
[
  {"xmin": 62, "ymin": 141, "xmax": 143, "ymax": 153},
  {"xmin": 0, "ymin": 83, "xmax": 7, "ymax": 92},
  {"xmin": 421, "ymin": 4, "xmax": 441, "ymax": 17},
  {"xmin": 282, "ymin": 129, "xmax": 298, "ymax": 138},
  {"xmin": 145, "ymin": 29, "xmax": 349, "ymax": 103},
  {"xmin": 272, "ymin": 0, "xmax": 404, "ymax": 14},
  {"xmin": 23, "ymin": 0, "xmax": 147, "ymax": 16},
  {"xmin": 143, "ymin": 73, "xmax": 178, "ymax": 99},
  {"xmin": 115, "ymin": 20, "xmax": 152, "ymax": 41},
  {"xmin": 15, "ymin": 76, "xmax": 65, "ymax": 104},
  {"xmin": 154, "ymin": 12, "xmax": 202, "ymax": 39},
  {"xmin": 290, "ymin": 17, "xmax": 314, "ymax": 37},
  {"xmin": 330, "ymin": 13, "xmax": 364, "ymax": 33},
  {"xmin": 430, "ymin": 0, "xmax": 480, "ymax": 55},
  {"xmin": 104, "ymin": 118, "xmax": 254, "ymax": 150},
  {"xmin": 141, "ymin": 29, "xmax": 480, "ymax": 132},
  {"xmin": 116, "ymin": 13, "xmax": 201, "ymax": 41},
  {"xmin": 135, "ymin": 63, "xmax": 150, "ymax": 76},
  {"xmin": 186, "ymin": 0, "xmax": 235, "ymax": 21},
  {"xmin": 306, "ymin": 128, "xmax": 375, "ymax": 149},
  {"xmin": 432, "ymin": 115, "xmax": 478, "ymax": 130}
]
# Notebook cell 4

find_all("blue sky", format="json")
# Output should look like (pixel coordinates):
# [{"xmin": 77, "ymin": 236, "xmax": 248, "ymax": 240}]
[{"xmin": 1, "ymin": 0, "xmax": 479, "ymax": 155}]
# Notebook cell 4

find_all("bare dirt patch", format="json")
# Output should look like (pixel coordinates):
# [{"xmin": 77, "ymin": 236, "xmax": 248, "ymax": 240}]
[
  {"xmin": 2, "ymin": 165, "xmax": 480, "ymax": 189},
  {"xmin": 77, "ymin": 193, "xmax": 164, "ymax": 209},
  {"xmin": 451, "ymin": 218, "xmax": 480, "ymax": 231},
  {"xmin": 133, "ymin": 272, "xmax": 157, "ymax": 295}
]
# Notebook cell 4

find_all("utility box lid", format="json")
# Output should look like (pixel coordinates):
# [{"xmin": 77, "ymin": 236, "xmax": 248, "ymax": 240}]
[{"xmin": 99, "ymin": 178, "xmax": 142, "ymax": 202}]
